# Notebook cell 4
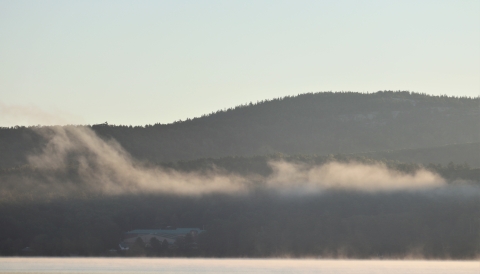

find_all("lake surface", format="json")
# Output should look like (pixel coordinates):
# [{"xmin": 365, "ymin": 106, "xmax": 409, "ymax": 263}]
[{"xmin": 0, "ymin": 258, "xmax": 478, "ymax": 274}]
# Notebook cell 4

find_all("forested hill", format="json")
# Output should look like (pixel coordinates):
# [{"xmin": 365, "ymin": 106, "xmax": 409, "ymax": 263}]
[{"xmin": 1, "ymin": 91, "xmax": 479, "ymax": 168}]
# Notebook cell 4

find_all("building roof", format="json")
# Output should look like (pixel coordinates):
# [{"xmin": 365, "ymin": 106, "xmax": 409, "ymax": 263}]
[{"xmin": 125, "ymin": 228, "xmax": 204, "ymax": 236}]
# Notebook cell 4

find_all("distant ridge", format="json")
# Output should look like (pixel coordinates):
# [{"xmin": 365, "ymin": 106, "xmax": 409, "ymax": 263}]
[{"xmin": 0, "ymin": 91, "xmax": 479, "ymax": 167}]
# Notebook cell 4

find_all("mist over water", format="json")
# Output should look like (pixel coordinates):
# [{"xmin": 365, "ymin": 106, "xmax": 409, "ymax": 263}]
[
  {"xmin": 1, "ymin": 126, "xmax": 447, "ymax": 200},
  {"xmin": 0, "ymin": 258, "xmax": 478, "ymax": 274}
]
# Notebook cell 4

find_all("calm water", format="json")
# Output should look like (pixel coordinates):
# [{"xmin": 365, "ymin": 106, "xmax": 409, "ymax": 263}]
[{"xmin": 0, "ymin": 258, "xmax": 478, "ymax": 274}]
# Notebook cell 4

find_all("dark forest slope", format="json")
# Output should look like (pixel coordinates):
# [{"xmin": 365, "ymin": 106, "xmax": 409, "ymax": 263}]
[
  {"xmin": 1, "ymin": 91, "xmax": 479, "ymax": 168},
  {"xmin": 357, "ymin": 142, "xmax": 480, "ymax": 167}
]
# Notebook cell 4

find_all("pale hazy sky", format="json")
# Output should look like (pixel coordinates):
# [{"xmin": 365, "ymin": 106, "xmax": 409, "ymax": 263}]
[{"xmin": 1, "ymin": 0, "xmax": 479, "ymax": 126}]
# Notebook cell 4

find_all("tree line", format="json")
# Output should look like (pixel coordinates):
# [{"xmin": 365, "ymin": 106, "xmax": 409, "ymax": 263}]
[{"xmin": 0, "ymin": 188, "xmax": 478, "ymax": 258}]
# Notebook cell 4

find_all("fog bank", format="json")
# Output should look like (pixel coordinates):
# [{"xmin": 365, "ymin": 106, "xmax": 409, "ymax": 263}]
[{"xmin": 0, "ymin": 126, "xmax": 441, "ymax": 199}]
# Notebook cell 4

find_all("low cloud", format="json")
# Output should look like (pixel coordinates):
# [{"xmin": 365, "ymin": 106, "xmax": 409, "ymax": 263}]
[
  {"xmin": 267, "ymin": 161, "xmax": 445, "ymax": 194},
  {"xmin": 27, "ymin": 126, "xmax": 248, "ymax": 196},
  {"xmin": 0, "ymin": 126, "xmax": 446, "ymax": 200}
]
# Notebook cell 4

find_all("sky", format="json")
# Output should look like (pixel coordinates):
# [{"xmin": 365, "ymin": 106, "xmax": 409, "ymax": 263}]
[{"xmin": 1, "ymin": 0, "xmax": 479, "ymax": 126}]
